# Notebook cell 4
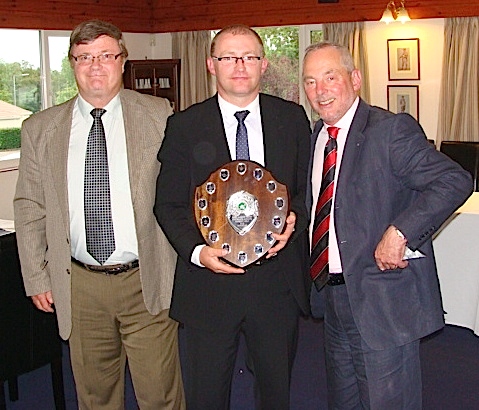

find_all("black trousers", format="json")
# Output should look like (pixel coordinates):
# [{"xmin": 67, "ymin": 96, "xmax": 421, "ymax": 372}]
[{"xmin": 182, "ymin": 267, "xmax": 301, "ymax": 410}]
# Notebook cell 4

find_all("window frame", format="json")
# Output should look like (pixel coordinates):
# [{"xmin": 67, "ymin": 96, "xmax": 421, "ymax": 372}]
[{"xmin": 41, "ymin": 30, "xmax": 72, "ymax": 109}]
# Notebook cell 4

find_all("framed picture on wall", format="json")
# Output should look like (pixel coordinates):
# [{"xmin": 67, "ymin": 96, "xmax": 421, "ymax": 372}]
[
  {"xmin": 387, "ymin": 38, "xmax": 420, "ymax": 80},
  {"xmin": 387, "ymin": 85, "xmax": 419, "ymax": 121}
]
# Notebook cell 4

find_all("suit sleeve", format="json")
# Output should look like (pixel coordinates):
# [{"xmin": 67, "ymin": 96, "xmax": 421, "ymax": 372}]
[
  {"xmin": 154, "ymin": 113, "xmax": 205, "ymax": 264},
  {"xmin": 13, "ymin": 119, "xmax": 51, "ymax": 297},
  {"xmin": 388, "ymin": 114, "xmax": 473, "ymax": 249},
  {"xmin": 288, "ymin": 104, "xmax": 311, "ymax": 243}
]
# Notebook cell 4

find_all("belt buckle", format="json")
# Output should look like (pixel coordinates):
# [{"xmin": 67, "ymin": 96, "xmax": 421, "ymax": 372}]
[{"xmin": 104, "ymin": 265, "xmax": 126, "ymax": 275}]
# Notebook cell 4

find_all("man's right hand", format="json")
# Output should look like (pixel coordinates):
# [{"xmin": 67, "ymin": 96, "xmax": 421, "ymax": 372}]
[
  {"xmin": 199, "ymin": 246, "xmax": 245, "ymax": 274},
  {"xmin": 32, "ymin": 291, "xmax": 54, "ymax": 313}
]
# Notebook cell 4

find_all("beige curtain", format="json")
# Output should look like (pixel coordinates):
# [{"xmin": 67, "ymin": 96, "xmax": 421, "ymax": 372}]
[
  {"xmin": 323, "ymin": 22, "xmax": 370, "ymax": 103},
  {"xmin": 437, "ymin": 17, "xmax": 479, "ymax": 145},
  {"xmin": 172, "ymin": 31, "xmax": 214, "ymax": 110}
]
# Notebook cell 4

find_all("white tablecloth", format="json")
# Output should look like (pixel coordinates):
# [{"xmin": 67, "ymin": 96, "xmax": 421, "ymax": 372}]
[
  {"xmin": 433, "ymin": 192, "xmax": 479, "ymax": 336},
  {"xmin": 0, "ymin": 218, "xmax": 14, "ymax": 236}
]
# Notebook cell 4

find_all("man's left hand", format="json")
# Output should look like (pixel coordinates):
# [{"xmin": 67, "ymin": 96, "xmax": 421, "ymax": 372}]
[
  {"xmin": 266, "ymin": 212, "xmax": 296, "ymax": 258},
  {"xmin": 374, "ymin": 225, "xmax": 409, "ymax": 271}
]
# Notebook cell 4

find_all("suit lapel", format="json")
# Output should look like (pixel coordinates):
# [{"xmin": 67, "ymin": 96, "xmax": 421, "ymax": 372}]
[
  {"xmin": 260, "ymin": 94, "xmax": 283, "ymax": 173},
  {"xmin": 208, "ymin": 95, "xmax": 233, "ymax": 163},
  {"xmin": 120, "ymin": 91, "xmax": 151, "ymax": 203},
  {"xmin": 47, "ymin": 98, "xmax": 76, "ymax": 233},
  {"xmin": 306, "ymin": 120, "xmax": 324, "ymax": 210},
  {"xmin": 336, "ymin": 99, "xmax": 368, "ymax": 190}
]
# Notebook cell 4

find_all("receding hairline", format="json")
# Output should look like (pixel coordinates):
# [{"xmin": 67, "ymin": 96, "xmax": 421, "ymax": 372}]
[{"xmin": 210, "ymin": 24, "xmax": 264, "ymax": 56}]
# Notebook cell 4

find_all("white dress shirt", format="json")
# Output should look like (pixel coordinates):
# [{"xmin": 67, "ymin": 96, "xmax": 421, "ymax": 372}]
[
  {"xmin": 68, "ymin": 94, "xmax": 138, "ymax": 265},
  {"xmin": 310, "ymin": 97, "xmax": 360, "ymax": 273},
  {"xmin": 218, "ymin": 94, "xmax": 265, "ymax": 166}
]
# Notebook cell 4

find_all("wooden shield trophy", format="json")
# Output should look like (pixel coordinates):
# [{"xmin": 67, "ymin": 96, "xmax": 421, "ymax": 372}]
[{"xmin": 194, "ymin": 161, "xmax": 289, "ymax": 267}]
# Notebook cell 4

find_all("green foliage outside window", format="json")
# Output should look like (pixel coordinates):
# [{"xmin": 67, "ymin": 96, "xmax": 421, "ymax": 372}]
[
  {"xmin": 0, "ymin": 60, "xmax": 41, "ymax": 112},
  {"xmin": 0, "ymin": 56, "xmax": 77, "ymax": 151},
  {"xmin": 0, "ymin": 56, "xmax": 77, "ymax": 113},
  {"xmin": 256, "ymin": 27, "xmax": 300, "ymax": 103},
  {"xmin": 0, "ymin": 128, "xmax": 21, "ymax": 150},
  {"xmin": 254, "ymin": 27, "xmax": 324, "ymax": 104},
  {"xmin": 51, "ymin": 57, "xmax": 78, "ymax": 105},
  {"xmin": 311, "ymin": 30, "xmax": 324, "ymax": 45}
]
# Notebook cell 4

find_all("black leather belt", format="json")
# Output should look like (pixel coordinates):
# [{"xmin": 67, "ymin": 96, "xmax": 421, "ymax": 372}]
[
  {"xmin": 72, "ymin": 258, "xmax": 139, "ymax": 275},
  {"xmin": 328, "ymin": 273, "xmax": 345, "ymax": 286}
]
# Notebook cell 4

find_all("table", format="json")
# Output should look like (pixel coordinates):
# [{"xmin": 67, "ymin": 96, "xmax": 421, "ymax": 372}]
[
  {"xmin": 0, "ymin": 230, "xmax": 65, "ymax": 409},
  {"xmin": 433, "ymin": 192, "xmax": 479, "ymax": 336}
]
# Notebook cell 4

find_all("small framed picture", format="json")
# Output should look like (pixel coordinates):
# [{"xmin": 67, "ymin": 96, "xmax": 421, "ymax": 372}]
[
  {"xmin": 387, "ymin": 38, "xmax": 420, "ymax": 81},
  {"xmin": 387, "ymin": 85, "xmax": 419, "ymax": 121}
]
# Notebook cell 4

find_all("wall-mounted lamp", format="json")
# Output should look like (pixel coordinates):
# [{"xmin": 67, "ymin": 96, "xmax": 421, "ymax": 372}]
[{"xmin": 380, "ymin": 1, "xmax": 411, "ymax": 24}]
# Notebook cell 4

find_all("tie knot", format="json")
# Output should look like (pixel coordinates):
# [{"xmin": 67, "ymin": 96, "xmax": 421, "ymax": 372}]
[
  {"xmin": 327, "ymin": 126, "xmax": 339, "ymax": 139},
  {"xmin": 91, "ymin": 108, "xmax": 106, "ymax": 119},
  {"xmin": 234, "ymin": 110, "xmax": 250, "ymax": 123}
]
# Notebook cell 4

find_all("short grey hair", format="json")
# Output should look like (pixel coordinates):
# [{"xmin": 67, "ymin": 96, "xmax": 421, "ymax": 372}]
[{"xmin": 304, "ymin": 42, "xmax": 355, "ymax": 73}]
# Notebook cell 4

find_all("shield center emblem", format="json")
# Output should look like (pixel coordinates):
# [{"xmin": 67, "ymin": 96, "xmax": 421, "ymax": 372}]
[{"xmin": 226, "ymin": 191, "xmax": 258, "ymax": 235}]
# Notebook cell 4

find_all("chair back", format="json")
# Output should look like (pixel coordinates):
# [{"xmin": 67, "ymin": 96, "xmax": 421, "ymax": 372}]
[{"xmin": 440, "ymin": 141, "xmax": 479, "ymax": 191}]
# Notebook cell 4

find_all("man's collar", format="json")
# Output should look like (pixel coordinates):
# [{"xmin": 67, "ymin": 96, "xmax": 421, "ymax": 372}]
[{"xmin": 77, "ymin": 93, "xmax": 121, "ymax": 119}]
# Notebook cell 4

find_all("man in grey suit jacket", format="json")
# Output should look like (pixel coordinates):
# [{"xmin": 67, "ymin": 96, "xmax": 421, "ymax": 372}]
[
  {"xmin": 14, "ymin": 20, "xmax": 184, "ymax": 409},
  {"xmin": 303, "ymin": 42, "xmax": 472, "ymax": 409}
]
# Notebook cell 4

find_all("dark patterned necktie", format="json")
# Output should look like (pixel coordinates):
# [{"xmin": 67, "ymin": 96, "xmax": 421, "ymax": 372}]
[
  {"xmin": 234, "ymin": 110, "xmax": 250, "ymax": 160},
  {"xmin": 310, "ymin": 126, "xmax": 340, "ymax": 291},
  {"xmin": 84, "ymin": 108, "xmax": 115, "ymax": 265}
]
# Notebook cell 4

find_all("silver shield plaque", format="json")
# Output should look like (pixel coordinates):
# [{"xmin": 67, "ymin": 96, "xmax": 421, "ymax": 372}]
[{"xmin": 194, "ymin": 160, "xmax": 289, "ymax": 267}]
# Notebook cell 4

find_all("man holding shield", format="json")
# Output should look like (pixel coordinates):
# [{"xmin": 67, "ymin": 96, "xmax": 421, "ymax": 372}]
[{"xmin": 154, "ymin": 24, "xmax": 311, "ymax": 410}]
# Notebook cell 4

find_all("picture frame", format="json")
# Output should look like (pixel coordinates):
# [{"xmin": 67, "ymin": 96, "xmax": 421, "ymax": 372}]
[
  {"xmin": 387, "ymin": 38, "xmax": 420, "ymax": 81},
  {"xmin": 387, "ymin": 85, "xmax": 419, "ymax": 121}
]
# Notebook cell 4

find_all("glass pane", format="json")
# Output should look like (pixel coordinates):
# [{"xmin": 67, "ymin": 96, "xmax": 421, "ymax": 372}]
[
  {"xmin": 0, "ymin": 29, "xmax": 41, "ymax": 152},
  {"xmin": 256, "ymin": 26, "xmax": 300, "ymax": 104},
  {"xmin": 48, "ymin": 35, "xmax": 77, "ymax": 106},
  {"xmin": 310, "ymin": 30, "xmax": 324, "ymax": 44},
  {"xmin": 307, "ymin": 29, "xmax": 324, "ymax": 125}
]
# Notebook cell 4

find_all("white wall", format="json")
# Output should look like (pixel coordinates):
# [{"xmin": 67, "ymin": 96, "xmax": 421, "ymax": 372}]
[
  {"xmin": 0, "ymin": 158, "xmax": 19, "ymax": 220},
  {"xmin": 123, "ymin": 32, "xmax": 173, "ymax": 61},
  {"xmin": 366, "ymin": 18, "xmax": 444, "ymax": 141}
]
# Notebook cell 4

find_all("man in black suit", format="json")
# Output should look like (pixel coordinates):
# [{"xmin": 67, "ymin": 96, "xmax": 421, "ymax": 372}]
[
  {"xmin": 303, "ymin": 42, "xmax": 473, "ymax": 409},
  {"xmin": 154, "ymin": 25, "xmax": 311, "ymax": 409}
]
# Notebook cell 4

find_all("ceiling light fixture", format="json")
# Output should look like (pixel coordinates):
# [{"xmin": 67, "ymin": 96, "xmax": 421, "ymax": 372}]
[{"xmin": 380, "ymin": 1, "xmax": 411, "ymax": 24}]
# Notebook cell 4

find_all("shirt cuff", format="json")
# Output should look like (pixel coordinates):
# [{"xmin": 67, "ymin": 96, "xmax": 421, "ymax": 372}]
[{"xmin": 191, "ymin": 244, "xmax": 206, "ymax": 267}]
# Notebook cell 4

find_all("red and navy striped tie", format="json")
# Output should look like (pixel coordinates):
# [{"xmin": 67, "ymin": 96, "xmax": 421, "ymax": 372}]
[{"xmin": 310, "ymin": 126, "xmax": 339, "ymax": 291}]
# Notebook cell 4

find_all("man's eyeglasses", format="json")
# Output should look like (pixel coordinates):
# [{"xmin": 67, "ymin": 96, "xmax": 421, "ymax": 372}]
[
  {"xmin": 212, "ymin": 56, "xmax": 262, "ymax": 66},
  {"xmin": 72, "ymin": 52, "xmax": 123, "ymax": 65}
]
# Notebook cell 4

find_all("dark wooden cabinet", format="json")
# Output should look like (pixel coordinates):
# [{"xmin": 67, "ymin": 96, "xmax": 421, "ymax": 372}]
[{"xmin": 123, "ymin": 59, "xmax": 181, "ymax": 111}]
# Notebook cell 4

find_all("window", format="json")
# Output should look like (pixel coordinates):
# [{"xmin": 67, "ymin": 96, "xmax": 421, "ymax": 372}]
[
  {"xmin": 0, "ymin": 29, "xmax": 41, "ymax": 153},
  {"xmin": 0, "ymin": 29, "xmax": 76, "ymax": 153},
  {"xmin": 255, "ymin": 25, "xmax": 323, "ymax": 123},
  {"xmin": 42, "ymin": 31, "xmax": 77, "ymax": 107},
  {"xmin": 300, "ymin": 24, "xmax": 324, "ymax": 123},
  {"xmin": 256, "ymin": 26, "xmax": 300, "ymax": 104}
]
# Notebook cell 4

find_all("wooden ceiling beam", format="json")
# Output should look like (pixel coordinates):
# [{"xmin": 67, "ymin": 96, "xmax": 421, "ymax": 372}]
[{"xmin": 0, "ymin": 0, "xmax": 477, "ymax": 33}]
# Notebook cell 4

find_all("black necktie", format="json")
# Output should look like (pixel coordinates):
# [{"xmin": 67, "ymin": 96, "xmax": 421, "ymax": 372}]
[
  {"xmin": 310, "ymin": 126, "xmax": 339, "ymax": 291},
  {"xmin": 84, "ymin": 108, "xmax": 115, "ymax": 265},
  {"xmin": 234, "ymin": 110, "xmax": 250, "ymax": 160}
]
